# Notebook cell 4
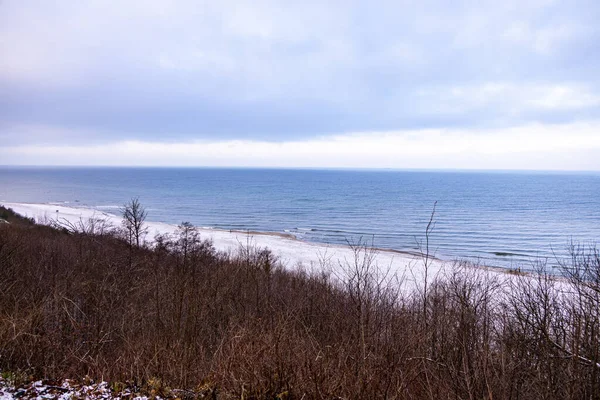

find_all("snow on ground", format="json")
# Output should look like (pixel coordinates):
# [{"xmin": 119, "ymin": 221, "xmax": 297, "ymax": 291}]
[
  {"xmin": 0, "ymin": 375, "xmax": 167, "ymax": 399},
  {"xmin": 1, "ymin": 202, "xmax": 509, "ymax": 291}
]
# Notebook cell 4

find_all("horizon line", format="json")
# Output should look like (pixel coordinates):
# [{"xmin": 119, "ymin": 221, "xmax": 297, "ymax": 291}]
[{"xmin": 1, "ymin": 165, "xmax": 599, "ymax": 175}]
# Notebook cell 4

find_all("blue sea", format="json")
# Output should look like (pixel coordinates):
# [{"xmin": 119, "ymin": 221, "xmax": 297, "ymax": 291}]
[{"xmin": 1, "ymin": 167, "xmax": 599, "ymax": 269}]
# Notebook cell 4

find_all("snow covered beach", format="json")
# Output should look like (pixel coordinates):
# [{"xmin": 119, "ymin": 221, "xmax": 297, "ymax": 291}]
[{"xmin": 2, "ymin": 201, "xmax": 458, "ymax": 286}]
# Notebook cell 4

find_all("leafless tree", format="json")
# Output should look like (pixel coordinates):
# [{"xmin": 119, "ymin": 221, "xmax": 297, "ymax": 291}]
[
  {"xmin": 411, "ymin": 201, "xmax": 439, "ymax": 324},
  {"xmin": 121, "ymin": 197, "xmax": 148, "ymax": 247}
]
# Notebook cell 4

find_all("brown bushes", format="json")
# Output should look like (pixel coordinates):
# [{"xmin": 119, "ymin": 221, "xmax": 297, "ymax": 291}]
[{"xmin": 0, "ymin": 214, "xmax": 599, "ymax": 399}]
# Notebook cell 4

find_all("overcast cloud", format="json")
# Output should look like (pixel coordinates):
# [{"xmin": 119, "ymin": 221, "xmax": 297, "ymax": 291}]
[{"xmin": 1, "ymin": 0, "xmax": 599, "ymax": 169}]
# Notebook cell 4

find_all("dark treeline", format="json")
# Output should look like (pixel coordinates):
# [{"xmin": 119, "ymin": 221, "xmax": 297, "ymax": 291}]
[{"xmin": 1, "ymin": 205, "xmax": 599, "ymax": 399}]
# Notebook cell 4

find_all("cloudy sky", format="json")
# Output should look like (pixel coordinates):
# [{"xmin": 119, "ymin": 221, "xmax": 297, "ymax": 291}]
[{"xmin": 1, "ymin": 0, "xmax": 599, "ymax": 169}]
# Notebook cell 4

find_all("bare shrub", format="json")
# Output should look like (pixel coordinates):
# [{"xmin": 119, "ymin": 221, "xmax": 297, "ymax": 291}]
[
  {"xmin": 51, "ymin": 215, "xmax": 115, "ymax": 236},
  {"xmin": 1, "ymin": 214, "xmax": 600, "ymax": 399}
]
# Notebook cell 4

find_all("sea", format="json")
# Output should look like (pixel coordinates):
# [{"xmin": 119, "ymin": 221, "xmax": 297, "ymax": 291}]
[{"xmin": 1, "ymin": 167, "xmax": 599, "ymax": 270}]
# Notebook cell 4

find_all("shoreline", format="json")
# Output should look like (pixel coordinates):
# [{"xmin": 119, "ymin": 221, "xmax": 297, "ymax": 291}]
[
  {"xmin": 3, "ymin": 201, "xmax": 567, "ymax": 297},
  {"xmin": 206, "ymin": 228, "xmax": 438, "ymax": 261},
  {"xmin": 2, "ymin": 202, "xmax": 447, "ymax": 283},
  {"xmin": 1, "ymin": 201, "xmax": 439, "ymax": 261},
  {"xmin": 2, "ymin": 201, "xmax": 532, "ymax": 286}
]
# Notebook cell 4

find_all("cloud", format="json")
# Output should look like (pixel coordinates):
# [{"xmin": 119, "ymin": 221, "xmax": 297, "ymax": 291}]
[
  {"xmin": 416, "ymin": 82, "xmax": 600, "ymax": 115},
  {"xmin": 1, "ymin": 0, "xmax": 599, "ymax": 168},
  {"xmin": 4, "ymin": 122, "xmax": 600, "ymax": 171}
]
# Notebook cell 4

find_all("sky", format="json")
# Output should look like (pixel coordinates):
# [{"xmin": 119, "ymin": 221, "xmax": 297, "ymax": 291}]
[{"xmin": 1, "ymin": 0, "xmax": 599, "ymax": 170}]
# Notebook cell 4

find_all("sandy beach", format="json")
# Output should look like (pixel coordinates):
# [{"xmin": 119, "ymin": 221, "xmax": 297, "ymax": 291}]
[{"xmin": 2, "ymin": 202, "xmax": 457, "ymax": 290}]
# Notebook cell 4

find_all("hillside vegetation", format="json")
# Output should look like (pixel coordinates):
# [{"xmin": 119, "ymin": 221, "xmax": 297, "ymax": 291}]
[{"xmin": 0, "ymin": 205, "xmax": 599, "ymax": 399}]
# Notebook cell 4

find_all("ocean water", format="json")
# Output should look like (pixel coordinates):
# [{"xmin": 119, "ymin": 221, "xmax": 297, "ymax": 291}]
[{"xmin": 1, "ymin": 167, "xmax": 599, "ymax": 269}]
